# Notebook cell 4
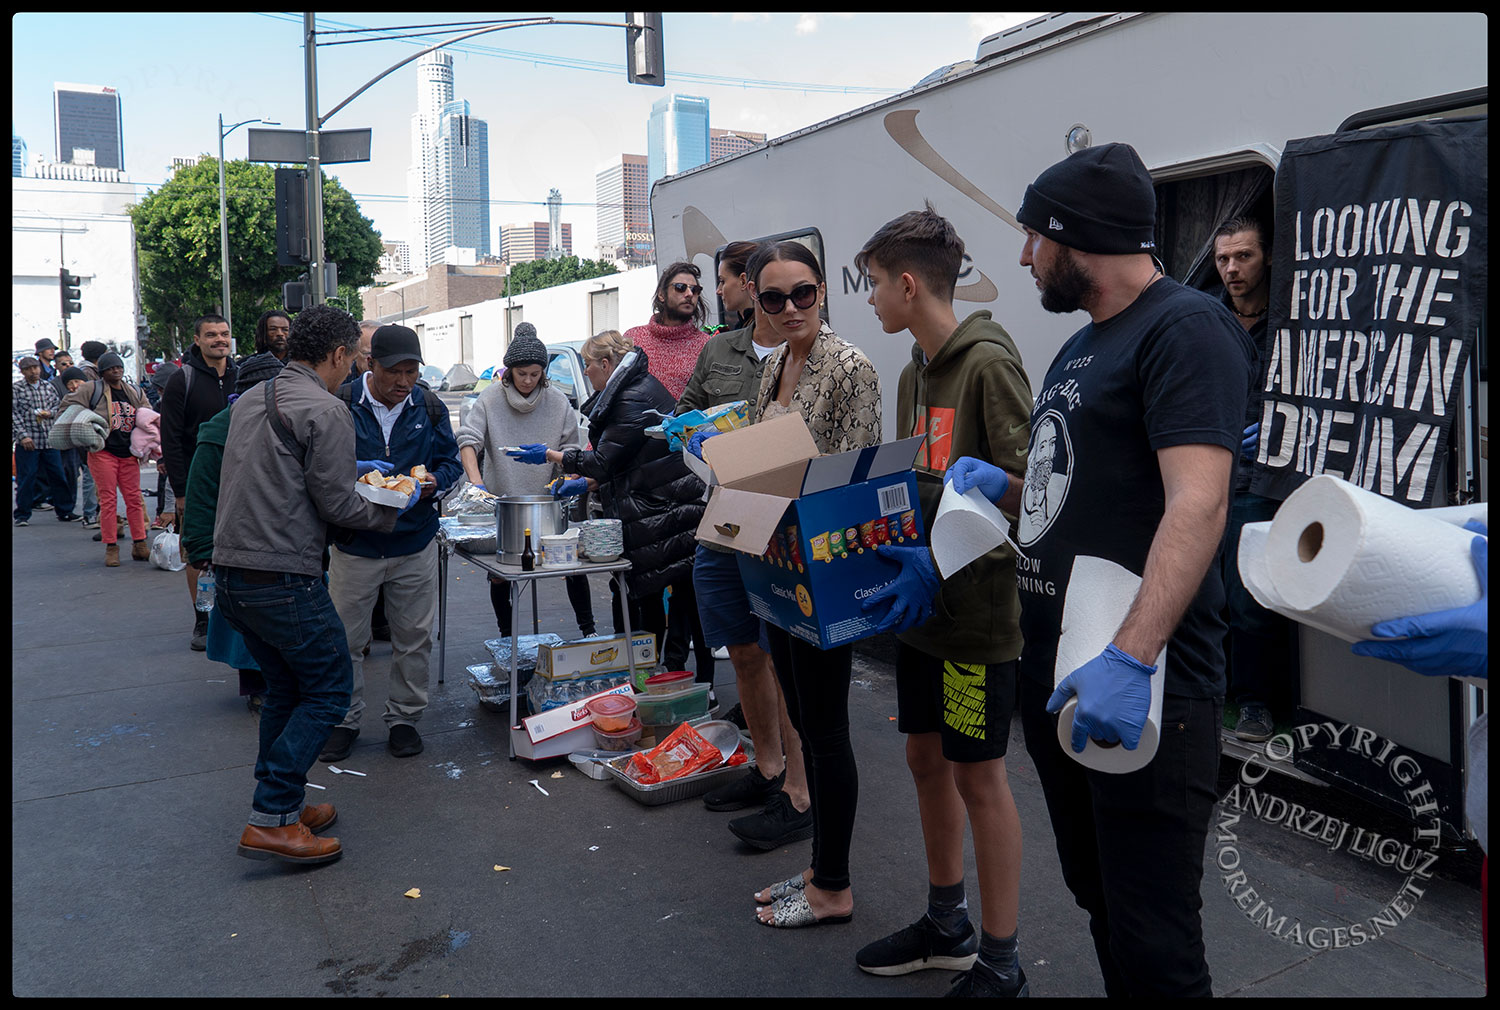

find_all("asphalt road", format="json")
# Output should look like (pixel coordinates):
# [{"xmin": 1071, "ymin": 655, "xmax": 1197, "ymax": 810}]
[{"xmin": 10, "ymin": 477, "xmax": 1487, "ymax": 997}]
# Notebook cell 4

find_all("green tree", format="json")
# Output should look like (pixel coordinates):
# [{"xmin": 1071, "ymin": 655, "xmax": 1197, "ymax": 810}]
[
  {"xmin": 503, "ymin": 255, "xmax": 618, "ymax": 297},
  {"xmin": 130, "ymin": 159, "xmax": 382, "ymax": 357}
]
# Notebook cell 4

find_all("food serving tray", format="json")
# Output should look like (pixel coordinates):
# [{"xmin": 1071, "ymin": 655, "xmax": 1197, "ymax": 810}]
[{"xmin": 603, "ymin": 735, "xmax": 755, "ymax": 806}]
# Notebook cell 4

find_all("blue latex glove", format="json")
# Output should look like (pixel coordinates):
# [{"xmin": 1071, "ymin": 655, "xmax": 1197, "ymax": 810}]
[
  {"xmin": 470, "ymin": 482, "xmax": 487, "ymax": 493},
  {"xmin": 945, "ymin": 456, "xmax": 1009, "ymax": 504},
  {"xmin": 356, "ymin": 459, "xmax": 394, "ymax": 479},
  {"xmin": 1241, "ymin": 423, "xmax": 1260, "ymax": 461},
  {"xmin": 1046, "ymin": 643, "xmax": 1157, "ymax": 752},
  {"xmin": 552, "ymin": 477, "xmax": 589, "ymax": 498},
  {"xmin": 506, "ymin": 443, "xmax": 550, "ymax": 465},
  {"xmin": 1351, "ymin": 521, "xmax": 1487, "ymax": 680},
  {"xmin": 686, "ymin": 429, "xmax": 720, "ymax": 461},
  {"xmin": 399, "ymin": 482, "xmax": 424, "ymax": 513},
  {"xmin": 861, "ymin": 544, "xmax": 941, "ymax": 634}
]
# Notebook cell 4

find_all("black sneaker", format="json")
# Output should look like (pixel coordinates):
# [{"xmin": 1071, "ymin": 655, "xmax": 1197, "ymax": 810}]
[
  {"xmin": 857, "ymin": 915, "xmax": 979, "ymax": 976},
  {"xmin": 727, "ymin": 791, "xmax": 813, "ymax": 851},
  {"xmin": 56, "ymin": 512, "xmax": 80, "ymax": 522},
  {"xmin": 722, "ymin": 702, "xmax": 748, "ymax": 731},
  {"xmin": 388, "ymin": 724, "xmax": 423, "ymax": 758},
  {"xmin": 14, "ymin": 518, "xmax": 29, "ymax": 527},
  {"xmin": 34, "ymin": 502, "xmax": 53, "ymax": 511},
  {"xmin": 946, "ymin": 960, "xmax": 1028, "ymax": 998},
  {"xmin": 704, "ymin": 765, "xmax": 785, "ymax": 812},
  {"xmin": 191, "ymin": 612, "xmax": 209, "ymax": 652},
  {"xmin": 319, "ymin": 726, "xmax": 359, "ymax": 763}
]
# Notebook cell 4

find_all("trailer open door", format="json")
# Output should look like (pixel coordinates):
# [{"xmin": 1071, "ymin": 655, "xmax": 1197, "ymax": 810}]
[{"xmin": 1240, "ymin": 100, "xmax": 1487, "ymax": 839}]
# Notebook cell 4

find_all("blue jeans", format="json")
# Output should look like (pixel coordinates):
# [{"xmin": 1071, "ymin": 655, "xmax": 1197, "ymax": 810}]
[
  {"xmin": 13, "ymin": 445, "xmax": 71, "ymax": 520},
  {"xmin": 216, "ymin": 567, "xmax": 353, "ymax": 826}
]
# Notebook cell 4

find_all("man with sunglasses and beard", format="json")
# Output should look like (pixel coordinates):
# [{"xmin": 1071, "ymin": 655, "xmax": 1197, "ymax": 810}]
[
  {"xmin": 626, "ymin": 261, "xmax": 711, "ymax": 401},
  {"xmin": 950, "ymin": 144, "xmax": 1253, "ymax": 996}
]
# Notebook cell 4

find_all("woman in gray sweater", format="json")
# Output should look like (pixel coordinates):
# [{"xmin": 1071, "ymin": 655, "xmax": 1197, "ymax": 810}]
[{"xmin": 455, "ymin": 328, "xmax": 595, "ymax": 636}]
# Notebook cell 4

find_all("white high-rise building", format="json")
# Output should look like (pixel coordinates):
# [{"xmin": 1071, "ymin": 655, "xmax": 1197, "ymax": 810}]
[
  {"xmin": 426, "ymin": 99, "xmax": 490, "ymax": 262},
  {"xmin": 407, "ymin": 52, "xmax": 454, "ymax": 272}
]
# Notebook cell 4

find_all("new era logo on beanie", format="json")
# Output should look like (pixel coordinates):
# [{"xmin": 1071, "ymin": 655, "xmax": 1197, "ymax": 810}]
[{"xmin": 1016, "ymin": 143, "xmax": 1158, "ymax": 256}]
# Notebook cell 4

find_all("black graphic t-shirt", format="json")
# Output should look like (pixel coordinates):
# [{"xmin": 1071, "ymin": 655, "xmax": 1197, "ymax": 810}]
[{"xmin": 1016, "ymin": 278, "xmax": 1254, "ymax": 699}]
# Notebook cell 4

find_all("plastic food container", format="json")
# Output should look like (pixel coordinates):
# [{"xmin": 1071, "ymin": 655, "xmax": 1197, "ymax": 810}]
[
  {"xmin": 592, "ymin": 717, "xmax": 643, "ymax": 751},
  {"xmin": 643, "ymin": 669, "xmax": 695, "ymax": 695},
  {"xmin": 586, "ymin": 693, "xmax": 638, "ymax": 732},
  {"xmin": 633, "ymin": 682, "xmax": 711, "ymax": 728}
]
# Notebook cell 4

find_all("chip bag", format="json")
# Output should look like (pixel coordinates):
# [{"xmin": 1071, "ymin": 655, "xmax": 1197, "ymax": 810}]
[{"xmin": 623, "ymin": 722, "xmax": 724, "ymax": 785}]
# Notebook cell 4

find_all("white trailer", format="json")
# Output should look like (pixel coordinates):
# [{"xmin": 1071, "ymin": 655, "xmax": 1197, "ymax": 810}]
[{"xmin": 650, "ymin": 11, "xmax": 1487, "ymax": 835}]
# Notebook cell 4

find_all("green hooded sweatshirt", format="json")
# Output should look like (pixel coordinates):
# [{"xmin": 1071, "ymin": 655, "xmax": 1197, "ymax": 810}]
[{"xmin": 897, "ymin": 310, "xmax": 1032, "ymax": 665}]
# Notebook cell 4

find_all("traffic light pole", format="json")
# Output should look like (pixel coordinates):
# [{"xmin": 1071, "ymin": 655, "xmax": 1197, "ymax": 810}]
[
  {"xmin": 304, "ymin": 11, "xmax": 327, "ymax": 306},
  {"xmin": 297, "ymin": 12, "xmax": 661, "ymax": 310}
]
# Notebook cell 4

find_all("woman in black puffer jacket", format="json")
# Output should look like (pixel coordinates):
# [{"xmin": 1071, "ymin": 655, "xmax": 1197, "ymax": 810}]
[{"xmin": 530, "ymin": 330, "xmax": 706, "ymax": 657}]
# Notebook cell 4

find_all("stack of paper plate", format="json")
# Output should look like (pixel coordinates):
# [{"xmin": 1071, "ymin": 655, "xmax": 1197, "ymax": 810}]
[{"xmin": 579, "ymin": 519, "xmax": 624, "ymax": 561}]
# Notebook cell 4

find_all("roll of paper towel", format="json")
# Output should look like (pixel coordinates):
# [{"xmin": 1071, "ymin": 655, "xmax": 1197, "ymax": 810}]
[
  {"xmin": 1238, "ymin": 475, "xmax": 1485, "ymax": 646},
  {"xmin": 1053, "ymin": 555, "xmax": 1167, "ymax": 774}
]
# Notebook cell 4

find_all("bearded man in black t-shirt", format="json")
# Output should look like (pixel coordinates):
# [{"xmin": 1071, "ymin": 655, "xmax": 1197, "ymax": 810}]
[{"xmin": 949, "ymin": 143, "xmax": 1253, "ymax": 997}]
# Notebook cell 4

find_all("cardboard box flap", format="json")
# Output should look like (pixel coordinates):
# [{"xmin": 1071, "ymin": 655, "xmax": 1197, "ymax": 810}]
[
  {"xmin": 696, "ymin": 486, "xmax": 789, "ymax": 554},
  {"xmin": 703, "ymin": 412, "xmax": 819, "ymax": 488},
  {"xmin": 800, "ymin": 435, "xmax": 925, "ymax": 494}
]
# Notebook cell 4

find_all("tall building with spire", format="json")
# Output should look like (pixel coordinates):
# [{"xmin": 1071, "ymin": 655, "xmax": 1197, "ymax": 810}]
[{"xmin": 407, "ymin": 53, "xmax": 491, "ymax": 271}]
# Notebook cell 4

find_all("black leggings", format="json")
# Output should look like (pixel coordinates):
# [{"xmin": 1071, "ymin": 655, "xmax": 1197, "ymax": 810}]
[
  {"xmin": 489, "ymin": 576, "xmax": 596, "ymax": 636},
  {"xmin": 764, "ymin": 624, "xmax": 856, "ymax": 892}
]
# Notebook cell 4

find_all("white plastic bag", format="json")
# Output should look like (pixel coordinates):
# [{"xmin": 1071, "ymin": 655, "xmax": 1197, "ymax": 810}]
[{"xmin": 150, "ymin": 532, "xmax": 187, "ymax": 571}]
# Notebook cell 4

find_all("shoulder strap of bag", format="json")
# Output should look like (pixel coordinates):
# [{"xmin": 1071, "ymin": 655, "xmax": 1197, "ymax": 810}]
[
  {"xmin": 182, "ymin": 364, "xmax": 194, "ymax": 398},
  {"xmin": 263, "ymin": 375, "xmax": 308, "ymax": 465},
  {"xmin": 88, "ymin": 380, "xmax": 104, "ymax": 411},
  {"xmin": 415, "ymin": 380, "xmax": 448, "ymax": 428}
]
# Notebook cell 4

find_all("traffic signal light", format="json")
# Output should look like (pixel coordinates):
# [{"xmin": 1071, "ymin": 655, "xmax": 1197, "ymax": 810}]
[
  {"xmin": 59, "ymin": 269, "xmax": 82, "ymax": 317},
  {"xmin": 275, "ymin": 168, "xmax": 310, "ymax": 266},
  {"xmin": 626, "ymin": 12, "xmax": 664, "ymax": 86}
]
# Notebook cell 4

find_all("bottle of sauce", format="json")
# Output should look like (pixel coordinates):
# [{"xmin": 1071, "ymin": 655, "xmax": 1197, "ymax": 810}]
[{"xmin": 521, "ymin": 528, "xmax": 535, "ymax": 571}]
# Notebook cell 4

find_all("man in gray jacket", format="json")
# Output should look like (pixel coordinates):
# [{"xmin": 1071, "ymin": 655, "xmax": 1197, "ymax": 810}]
[{"xmin": 214, "ymin": 304, "xmax": 418, "ymax": 866}]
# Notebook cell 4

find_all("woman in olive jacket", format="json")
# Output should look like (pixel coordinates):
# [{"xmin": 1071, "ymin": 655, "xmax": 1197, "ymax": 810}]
[{"xmin": 527, "ymin": 330, "xmax": 706, "ymax": 654}]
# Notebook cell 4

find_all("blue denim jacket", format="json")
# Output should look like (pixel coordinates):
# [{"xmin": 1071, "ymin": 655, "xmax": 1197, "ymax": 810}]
[{"xmin": 340, "ymin": 382, "xmax": 462, "ymax": 559}]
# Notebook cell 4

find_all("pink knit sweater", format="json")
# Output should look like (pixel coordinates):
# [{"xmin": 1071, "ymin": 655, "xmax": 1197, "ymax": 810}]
[{"xmin": 625, "ymin": 320, "xmax": 709, "ymax": 402}]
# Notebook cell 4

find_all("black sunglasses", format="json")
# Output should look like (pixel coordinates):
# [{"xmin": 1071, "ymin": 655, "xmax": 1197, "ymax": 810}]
[
  {"xmin": 756, "ymin": 282, "xmax": 820, "ymax": 315},
  {"xmin": 671, "ymin": 282, "xmax": 703, "ymax": 296}
]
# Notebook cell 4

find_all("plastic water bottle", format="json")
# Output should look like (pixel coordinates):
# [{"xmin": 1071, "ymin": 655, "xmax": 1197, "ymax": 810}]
[{"xmin": 195, "ymin": 570, "xmax": 216, "ymax": 612}]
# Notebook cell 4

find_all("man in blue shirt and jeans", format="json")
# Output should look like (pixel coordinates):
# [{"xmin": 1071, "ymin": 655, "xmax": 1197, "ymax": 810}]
[{"xmin": 320, "ymin": 324, "xmax": 462, "ymax": 763}]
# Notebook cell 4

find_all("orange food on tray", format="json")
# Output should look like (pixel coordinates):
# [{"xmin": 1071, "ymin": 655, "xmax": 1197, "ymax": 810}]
[
  {"xmin": 623, "ymin": 723, "xmax": 723, "ymax": 785},
  {"xmin": 359, "ymin": 471, "xmax": 417, "ymax": 495}
]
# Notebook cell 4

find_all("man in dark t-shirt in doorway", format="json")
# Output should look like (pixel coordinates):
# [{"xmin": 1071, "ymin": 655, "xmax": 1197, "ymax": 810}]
[{"xmin": 950, "ymin": 143, "xmax": 1253, "ymax": 997}]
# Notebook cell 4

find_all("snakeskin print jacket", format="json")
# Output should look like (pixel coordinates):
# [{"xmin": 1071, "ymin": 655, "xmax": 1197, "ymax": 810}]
[{"xmin": 753, "ymin": 324, "xmax": 883, "ymax": 455}]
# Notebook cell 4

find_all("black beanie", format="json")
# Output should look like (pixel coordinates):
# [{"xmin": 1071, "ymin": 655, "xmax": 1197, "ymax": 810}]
[
  {"xmin": 503, "ymin": 332, "xmax": 548, "ymax": 370},
  {"xmin": 234, "ymin": 352, "xmax": 285, "ymax": 395},
  {"xmin": 1016, "ymin": 143, "xmax": 1158, "ymax": 256},
  {"xmin": 60, "ymin": 366, "xmax": 88, "ymax": 384}
]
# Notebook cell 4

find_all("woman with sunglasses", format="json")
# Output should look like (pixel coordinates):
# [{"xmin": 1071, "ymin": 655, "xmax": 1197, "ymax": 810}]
[{"xmin": 743, "ymin": 241, "xmax": 883, "ymax": 930}]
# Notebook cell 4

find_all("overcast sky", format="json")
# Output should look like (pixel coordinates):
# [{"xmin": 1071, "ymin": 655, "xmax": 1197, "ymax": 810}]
[{"xmin": 12, "ymin": 12, "xmax": 1039, "ymax": 255}]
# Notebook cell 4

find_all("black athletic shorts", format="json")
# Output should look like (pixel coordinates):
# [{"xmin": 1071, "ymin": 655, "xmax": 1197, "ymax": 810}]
[{"xmin": 895, "ymin": 642, "xmax": 1016, "ymax": 762}]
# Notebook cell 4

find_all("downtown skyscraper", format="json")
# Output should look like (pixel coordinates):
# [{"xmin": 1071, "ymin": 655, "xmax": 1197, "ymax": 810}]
[
  {"xmin": 647, "ymin": 94, "xmax": 709, "ymax": 191},
  {"xmin": 407, "ymin": 52, "xmax": 490, "ymax": 271},
  {"xmin": 54, "ymin": 82, "xmax": 124, "ymax": 171}
]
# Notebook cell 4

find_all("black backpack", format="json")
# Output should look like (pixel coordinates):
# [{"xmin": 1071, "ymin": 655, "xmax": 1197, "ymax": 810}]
[{"xmin": 334, "ymin": 378, "xmax": 449, "ymax": 430}]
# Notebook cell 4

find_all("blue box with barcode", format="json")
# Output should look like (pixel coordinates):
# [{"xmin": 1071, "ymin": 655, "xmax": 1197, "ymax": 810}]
[{"xmin": 695, "ymin": 413, "xmax": 925, "ymax": 650}]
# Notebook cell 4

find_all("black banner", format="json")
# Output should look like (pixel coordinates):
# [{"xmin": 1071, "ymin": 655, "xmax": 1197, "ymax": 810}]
[{"xmin": 1249, "ymin": 118, "xmax": 1487, "ymax": 505}]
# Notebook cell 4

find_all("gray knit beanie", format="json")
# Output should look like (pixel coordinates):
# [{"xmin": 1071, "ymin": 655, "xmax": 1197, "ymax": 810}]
[{"xmin": 503, "ymin": 331, "xmax": 548, "ymax": 370}]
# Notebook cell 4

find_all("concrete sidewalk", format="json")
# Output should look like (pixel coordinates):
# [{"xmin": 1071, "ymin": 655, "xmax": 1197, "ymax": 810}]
[{"xmin": 10, "ymin": 508, "xmax": 1486, "ymax": 996}]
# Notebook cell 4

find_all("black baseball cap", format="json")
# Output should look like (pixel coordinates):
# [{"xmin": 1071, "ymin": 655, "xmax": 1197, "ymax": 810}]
[{"xmin": 371, "ymin": 324, "xmax": 423, "ymax": 367}]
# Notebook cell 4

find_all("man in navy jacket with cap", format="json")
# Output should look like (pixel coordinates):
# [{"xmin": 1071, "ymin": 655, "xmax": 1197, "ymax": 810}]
[{"xmin": 320, "ymin": 324, "xmax": 461, "ymax": 763}]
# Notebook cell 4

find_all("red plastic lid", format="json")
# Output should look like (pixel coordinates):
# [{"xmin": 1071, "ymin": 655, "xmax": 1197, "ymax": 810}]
[
  {"xmin": 587, "ymin": 694, "xmax": 638, "ymax": 719},
  {"xmin": 595, "ymin": 717, "xmax": 643, "ymax": 738},
  {"xmin": 645, "ymin": 670, "xmax": 694, "ymax": 688}
]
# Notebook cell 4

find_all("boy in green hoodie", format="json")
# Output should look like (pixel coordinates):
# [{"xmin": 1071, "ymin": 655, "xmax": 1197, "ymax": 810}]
[{"xmin": 855, "ymin": 204, "xmax": 1033, "ymax": 997}]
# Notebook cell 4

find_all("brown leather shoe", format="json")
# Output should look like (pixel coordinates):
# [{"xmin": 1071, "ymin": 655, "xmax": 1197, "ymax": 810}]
[
  {"xmin": 301, "ymin": 802, "xmax": 338, "ymax": 833},
  {"xmin": 105, "ymin": 543, "xmax": 120, "ymax": 567},
  {"xmin": 131, "ymin": 539, "xmax": 150, "ymax": 561},
  {"xmin": 237, "ymin": 821, "xmax": 342, "ymax": 864}
]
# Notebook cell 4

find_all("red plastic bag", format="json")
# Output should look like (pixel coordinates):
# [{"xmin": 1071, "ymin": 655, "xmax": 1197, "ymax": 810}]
[{"xmin": 624, "ymin": 723, "xmax": 722, "ymax": 785}]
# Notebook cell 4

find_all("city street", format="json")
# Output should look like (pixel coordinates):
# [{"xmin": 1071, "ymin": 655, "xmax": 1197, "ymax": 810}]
[{"xmin": 11, "ymin": 473, "xmax": 1486, "ymax": 997}]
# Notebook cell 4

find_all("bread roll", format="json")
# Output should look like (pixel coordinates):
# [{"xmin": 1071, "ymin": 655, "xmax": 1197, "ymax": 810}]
[
  {"xmin": 410, "ymin": 465, "xmax": 430, "ymax": 481},
  {"xmin": 359, "ymin": 471, "xmax": 385, "ymax": 486},
  {"xmin": 389, "ymin": 476, "xmax": 417, "ymax": 496}
]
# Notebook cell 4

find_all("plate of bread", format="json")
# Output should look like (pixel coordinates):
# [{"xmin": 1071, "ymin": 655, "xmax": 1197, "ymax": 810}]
[{"xmin": 355, "ymin": 466, "xmax": 428, "ymax": 506}]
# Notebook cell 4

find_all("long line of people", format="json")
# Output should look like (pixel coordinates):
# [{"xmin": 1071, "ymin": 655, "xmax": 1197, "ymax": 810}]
[{"xmin": 14, "ymin": 141, "xmax": 1484, "ymax": 997}]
